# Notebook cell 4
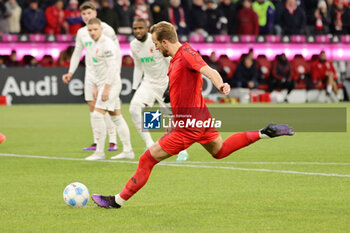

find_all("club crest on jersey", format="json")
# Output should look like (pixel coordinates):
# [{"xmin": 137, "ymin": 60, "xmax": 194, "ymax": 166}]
[
  {"xmin": 150, "ymin": 47, "xmax": 154, "ymax": 53},
  {"xmin": 143, "ymin": 110, "xmax": 161, "ymax": 129},
  {"xmin": 104, "ymin": 50, "xmax": 113, "ymax": 57}
]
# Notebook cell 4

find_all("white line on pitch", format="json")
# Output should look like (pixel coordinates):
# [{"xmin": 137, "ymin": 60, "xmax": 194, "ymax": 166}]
[
  {"xmin": 0, "ymin": 153, "xmax": 139, "ymax": 165},
  {"xmin": 1, "ymin": 152, "xmax": 348, "ymax": 166},
  {"xmin": 1, "ymin": 153, "xmax": 350, "ymax": 178},
  {"xmin": 163, "ymin": 161, "xmax": 350, "ymax": 166}
]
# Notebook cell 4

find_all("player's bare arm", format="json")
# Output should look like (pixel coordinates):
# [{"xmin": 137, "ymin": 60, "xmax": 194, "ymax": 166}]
[
  {"xmin": 62, "ymin": 72, "xmax": 73, "ymax": 84},
  {"xmin": 101, "ymin": 84, "xmax": 110, "ymax": 101},
  {"xmin": 200, "ymin": 65, "xmax": 230, "ymax": 95},
  {"xmin": 92, "ymin": 83, "xmax": 98, "ymax": 100}
]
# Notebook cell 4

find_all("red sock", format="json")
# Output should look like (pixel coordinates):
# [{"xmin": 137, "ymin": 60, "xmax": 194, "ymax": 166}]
[
  {"xmin": 213, "ymin": 131, "xmax": 260, "ymax": 159},
  {"xmin": 120, "ymin": 150, "xmax": 159, "ymax": 201}
]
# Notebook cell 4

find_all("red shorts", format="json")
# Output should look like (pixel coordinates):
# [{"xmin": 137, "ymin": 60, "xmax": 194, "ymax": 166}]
[{"xmin": 158, "ymin": 129, "xmax": 220, "ymax": 155}]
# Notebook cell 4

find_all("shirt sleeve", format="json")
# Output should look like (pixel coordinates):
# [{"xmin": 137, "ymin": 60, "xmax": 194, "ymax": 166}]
[
  {"xmin": 131, "ymin": 48, "xmax": 143, "ymax": 90},
  {"xmin": 104, "ymin": 41, "xmax": 121, "ymax": 85},
  {"xmin": 68, "ymin": 31, "xmax": 84, "ymax": 74},
  {"xmin": 102, "ymin": 22, "xmax": 120, "ymax": 51},
  {"xmin": 182, "ymin": 46, "xmax": 207, "ymax": 72},
  {"xmin": 103, "ymin": 23, "xmax": 118, "ymax": 43}
]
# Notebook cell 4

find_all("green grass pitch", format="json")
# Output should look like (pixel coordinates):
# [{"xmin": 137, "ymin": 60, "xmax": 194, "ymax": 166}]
[{"xmin": 0, "ymin": 103, "xmax": 350, "ymax": 233}]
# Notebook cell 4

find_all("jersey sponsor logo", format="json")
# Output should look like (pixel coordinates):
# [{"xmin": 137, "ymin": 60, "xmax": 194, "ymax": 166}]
[
  {"xmin": 84, "ymin": 41, "xmax": 92, "ymax": 47},
  {"xmin": 92, "ymin": 57, "xmax": 98, "ymax": 63},
  {"xmin": 143, "ymin": 110, "xmax": 161, "ymax": 129},
  {"xmin": 140, "ymin": 56, "xmax": 155, "ymax": 63}
]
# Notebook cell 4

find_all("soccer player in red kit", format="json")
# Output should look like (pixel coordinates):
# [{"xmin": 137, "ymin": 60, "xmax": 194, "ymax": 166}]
[{"xmin": 91, "ymin": 21, "xmax": 294, "ymax": 208}]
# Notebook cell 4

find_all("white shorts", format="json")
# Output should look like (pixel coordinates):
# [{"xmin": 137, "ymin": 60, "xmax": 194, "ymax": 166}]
[
  {"xmin": 131, "ymin": 81, "xmax": 168, "ymax": 107},
  {"xmin": 95, "ymin": 83, "xmax": 121, "ymax": 111},
  {"xmin": 84, "ymin": 72, "xmax": 95, "ymax": 101}
]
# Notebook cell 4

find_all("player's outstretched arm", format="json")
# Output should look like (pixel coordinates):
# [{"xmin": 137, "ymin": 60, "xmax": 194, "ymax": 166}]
[{"xmin": 200, "ymin": 65, "xmax": 230, "ymax": 95}]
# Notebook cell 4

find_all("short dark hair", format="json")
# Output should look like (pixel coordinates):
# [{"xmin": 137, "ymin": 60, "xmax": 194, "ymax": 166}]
[
  {"xmin": 134, "ymin": 18, "xmax": 148, "ymax": 25},
  {"xmin": 80, "ymin": 1, "xmax": 96, "ymax": 11}
]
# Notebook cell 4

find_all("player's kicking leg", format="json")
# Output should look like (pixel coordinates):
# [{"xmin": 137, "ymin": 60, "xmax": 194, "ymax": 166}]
[
  {"xmin": 202, "ymin": 123, "xmax": 294, "ymax": 159},
  {"xmin": 92, "ymin": 142, "xmax": 171, "ymax": 208},
  {"xmin": 91, "ymin": 123, "xmax": 293, "ymax": 208}
]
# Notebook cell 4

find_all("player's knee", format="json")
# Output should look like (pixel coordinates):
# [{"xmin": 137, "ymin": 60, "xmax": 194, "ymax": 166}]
[
  {"xmin": 211, "ymin": 142, "xmax": 225, "ymax": 159},
  {"xmin": 129, "ymin": 103, "xmax": 141, "ymax": 116},
  {"xmin": 92, "ymin": 110, "xmax": 104, "ymax": 120},
  {"xmin": 212, "ymin": 152, "xmax": 222, "ymax": 159}
]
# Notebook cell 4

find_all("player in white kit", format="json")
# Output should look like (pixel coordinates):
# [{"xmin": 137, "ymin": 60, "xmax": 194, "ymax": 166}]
[
  {"xmin": 82, "ymin": 18, "xmax": 134, "ymax": 160},
  {"xmin": 125, "ymin": 18, "xmax": 189, "ymax": 161},
  {"xmin": 62, "ymin": 2, "xmax": 118, "ymax": 153}
]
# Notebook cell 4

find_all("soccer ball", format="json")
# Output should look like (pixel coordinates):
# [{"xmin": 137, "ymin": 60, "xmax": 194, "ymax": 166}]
[
  {"xmin": 0, "ymin": 133, "xmax": 6, "ymax": 144},
  {"xmin": 63, "ymin": 182, "xmax": 90, "ymax": 207}
]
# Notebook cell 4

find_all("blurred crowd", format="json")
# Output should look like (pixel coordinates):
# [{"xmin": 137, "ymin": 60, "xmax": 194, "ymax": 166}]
[
  {"xmin": 0, "ymin": 47, "xmax": 345, "ymax": 100},
  {"xmin": 0, "ymin": 0, "xmax": 350, "ymax": 36},
  {"xmin": 206, "ymin": 49, "xmax": 344, "ymax": 99},
  {"xmin": 0, "ymin": 47, "xmax": 135, "ymax": 68}
]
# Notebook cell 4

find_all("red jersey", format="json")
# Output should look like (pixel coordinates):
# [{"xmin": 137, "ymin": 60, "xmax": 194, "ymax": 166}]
[
  {"xmin": 44, "ymin": 5, "xmax": 66, "ymax": 35},
  {"xmin": 64, "ymin": 9, "xmax": 82, "ymax": 35},
  {"xmin": 311, "ymin": 60, "xmax": 337, "ymax": 82},
  {"xmin": 159, "ymin": 43, "xmax": 219, "ymax": 154},
  {"xmin": 168, "ymin": 43, "xmax": 207, "ymax": 111}
]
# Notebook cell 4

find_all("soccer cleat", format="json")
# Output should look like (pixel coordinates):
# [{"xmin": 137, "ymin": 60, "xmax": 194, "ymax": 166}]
[
  {"xmin": 82, "ymin": 143, "xmax": 97, "ymax": 151},
  {"xmin": 260, "ymin": 123, "xmax": 294, "ymax": 138},
  {"xmin": 176, "ymin": 150, "xmax": 189, "ymax": 161},
  {"xmin": 91, "ymin": 194, "xmax": 121, "ymax": 208},
  {"xmin": 85, "ymin": 153, "xmax": 105, "ymax": 161},
  {"xmin": 108, "ymin": 143, "xmax": 118, "ymax": 151},
  {"xmin": 111, "ymin": 151, "xmax": 135, "ymax": 159}
]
